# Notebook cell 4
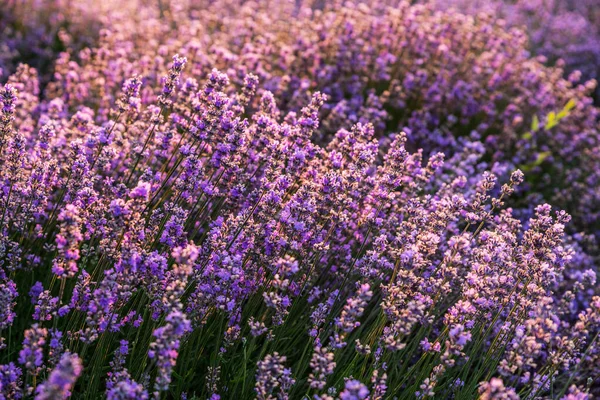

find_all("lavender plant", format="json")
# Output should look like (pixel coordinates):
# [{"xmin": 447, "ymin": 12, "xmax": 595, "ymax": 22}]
[
  {"xmin": 424, "ymin": 0, "xmax": 600, "ymax": 99},
  {"xmin": 0, "ymin": 0, "xmax": 599, "ymax": 399}
]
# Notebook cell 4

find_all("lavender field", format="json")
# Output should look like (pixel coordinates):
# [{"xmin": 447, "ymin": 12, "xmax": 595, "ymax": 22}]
[{"xmin": 0, "ymin": 0, "xmax": 599, "ymax": 399}]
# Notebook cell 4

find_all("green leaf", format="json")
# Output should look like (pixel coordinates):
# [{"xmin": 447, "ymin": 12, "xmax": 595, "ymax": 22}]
[
  {"xmin": 557, "ymin": 109, "xmax": 569, "ymax": 120},
  {"xmin": 556, "ymin": 99, "xmax": 576, "ymax": 120},
  {"xmin": 535, "ymin": 151, "xmax": 550, "ymax": 165},
  {"xmin": 531, "ymin": 115, "xmax": 539, "ymax": 131},
  {"xmin": 521, "ymin": 151, "xmax": 551, "ymax": 172},
  {"xmin": 564, "ymin": 98, "xmax": 576, "ymax": 111},
  {"xmin": 544, "ymin": 112, "xmax": 557, "ymax": 130}
]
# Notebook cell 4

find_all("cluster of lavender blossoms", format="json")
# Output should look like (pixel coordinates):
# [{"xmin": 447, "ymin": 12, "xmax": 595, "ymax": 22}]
[
  {"xmin": 0, "ymin": 0, "xmax": 599, "ymax": 399},
  {"xmin": 425, "ymin": 0, "xmax": 600, "ymax": 98}
]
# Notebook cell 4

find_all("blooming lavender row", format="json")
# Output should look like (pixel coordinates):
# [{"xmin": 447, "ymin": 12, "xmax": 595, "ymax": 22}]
[
  {"xmin": 10, "ymin": 0, "xmax": 600, "ymax": 238},
  {"xmin": 0, "ymin": 0, "xmax": 599, "ymax": 399},
  {"xmin": 3, "ymin": 0, "xmax": 600, "ymax": 234},
  {"xmin": 425, "ymin": 0, "xmax": 600, "ymax": 99}
]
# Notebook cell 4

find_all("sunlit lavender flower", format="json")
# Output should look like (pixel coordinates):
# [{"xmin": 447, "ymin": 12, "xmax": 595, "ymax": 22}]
[
  {"xmin": 116, "ymin": 75, "xmax": 142, "ymax": 114},
  {"xmin": 478, "ymin": 378, "xmax": 519, "ymax": 400},
  {"xmin": 0, "ymin": 362, "xmax": 22, "ymax": 399},
  {"xmin": 52, "ymin": 204, "xmax": 83, "ymax": 278},
  {"xmin": 18, "ymin": 324, "xmax": 47, "ymax": 377},
  {"xmin": 34, "ymin": 352, "xmax": 82, "ymax": 400},
  {"xmin": 106, "ymin": 379, "xmax": 149, "ymax": 400},
  {"xmin": 339, "ymin": 379, "xmax": 369, "ymax": 400},
  {"xmin": 308, "ymin": 345, "xmax": 336, "ymax": 390},
  {"xmin": 0, "ymin": 279, "xmax": 17, "ymax": 330},
  {"xmin": 333, "ymin": 283, "xmax": 372, "ymax": 348},
  {"xmin": 0, "ymin": 84, "xmax": 17, "ymax": 148},
  {"xmin": 255, "ymin": 353, "xmax": 295, "ymax": 400},
  {"xmin": 148, "ymin": 310, "xmax": 191, "ymax": 392},
  {"xmin": 158, "ymin": 55, "xmax": 187, "ymax": 107}
]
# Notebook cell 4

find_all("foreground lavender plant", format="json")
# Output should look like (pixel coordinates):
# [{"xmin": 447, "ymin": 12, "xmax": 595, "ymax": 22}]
[
  {"xmin": 0, "ymin": 1, "xmax": 599, "ymax": 399},
  {"xmin": 34, "ymin": 352, "xmax": 82, "ymax": 400}
]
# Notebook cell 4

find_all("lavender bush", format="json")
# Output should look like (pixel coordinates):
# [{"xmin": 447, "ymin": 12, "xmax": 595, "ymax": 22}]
[
  {"xmin": 425, "ymin": 0, "xmax": 600, "ymax": 99},
  {"xmin": 0, "ymin": 0, "xmax": 599, "ymax": 399},
  {"xmin": 25, "ymin": 0, "xmax": 600, "ymax": 237}
]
